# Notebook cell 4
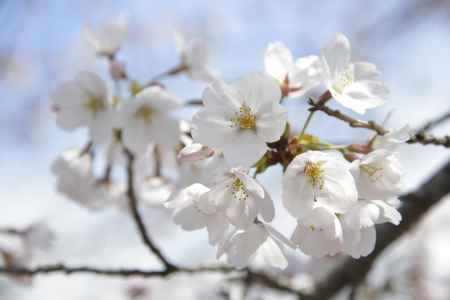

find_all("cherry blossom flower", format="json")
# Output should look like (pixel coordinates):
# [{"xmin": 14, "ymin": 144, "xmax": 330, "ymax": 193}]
[
  {"xmin": 282, "ymin": 151, "xmax": 358, "ymax": 220},
  {"xmin": 209, "ymin": 167, "xmax": 274, "ymax": 228},
  {"xmin": 177, "ymin": 151, "xmax": 229, "ymax": 189},
  {"xmin": 291, "ymin": 206, "xmax": 343, "ymax": 257},
  {"xmin": 119, "ymin": 86, "xmax": 181, "ymax": 154},
  {"xmin": 264, "ymin": 42, "xmax": 322, "ymax": 98},
  {"xmin": 51, "ymin": 71, "xmax": 113, "ymax": 144},
  {"xmin": 342, "ymin": 200, "xmax": 401, "ymax": 258},
  {"xmin": 85, "ymin": 14, "xmax": 128, "ymax": 57},
  {"xmin": 52, "ymin": 149, "xmax": 125, "ymax": 210},
  {"xmin": 351, "ymin": 149, "xmax": 403, "ymax": 200},
  {"xmin": 320, "ymin": 33, "xmax": 388, "ymax": 114},
  {"xmin": 175, "ymin": 33, "xmax": 217, "ymax": 82},
  {"xmin": 217, "ymin": 222, "xmax": 292, "ymax": 269},
  {"xmin": 372, "ymin": 125, "xmax": 411, "ymax": 150},
  {"xmin": 192, "ymin": 73, "xmax": 287, "ymax": 167},
  {"xmin": 166, "ymin": 183, "xmax": 229, "ymax": 245}
]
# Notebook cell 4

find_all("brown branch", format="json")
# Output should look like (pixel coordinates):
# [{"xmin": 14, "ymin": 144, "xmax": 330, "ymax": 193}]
[
  {"xmin": 416, "ymin": 111, "xmax": 450, "ymax": 133},
  {"xmin": 0, "ymin": 263, "xmax": 302, "ymax": 296},
  {"xmin": 308, "ymin": 98, "xmax": 388, "ymax": 135},
  {"xmin": 124, "ymin": 148, "xmax": 177, "ymax": 271},
  {"xmin": 308, "ymin": 98, "xmax": 450, "ymax": 148},
  {"xmin": 407, "ymin": 132, "xmax": 450, "ymax": 147},
  {"xmin": 304, "ymin": 158, "xmax": 450, "ymax": 300}
]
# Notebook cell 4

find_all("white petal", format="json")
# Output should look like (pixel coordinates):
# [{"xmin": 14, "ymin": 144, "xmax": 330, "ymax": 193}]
[
  {"xmin": 264, "ymin": 42, "xmax": 294, "ymax": 81},
  {"xmin": 232, "ymin": 72, "xmax": 282, "ymax": 111},
  {"xmin": 259, "ymin": 236, "xmax": 288, "ymax": 269},
  {"xmin": 255, "ymin": 104, "xmax": 287, "ymax": 142},
  {"xmin": 136, "ymin": 86, "xmax": 181, "ymax": 112},
  {"xmin": 221, "ymin": 130, "xmax": 267, "ymax": 167},
  {"xmin": 321, "ymin": 33, "xmax": 351, "ymax": 77}
]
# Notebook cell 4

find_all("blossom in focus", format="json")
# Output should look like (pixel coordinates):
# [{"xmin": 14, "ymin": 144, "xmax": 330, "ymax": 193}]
[
  {"xmin": 51, "ymin": 71, "xmax": 113, "ymax": 145},
  {"xmin": 209, "ymin": 167, "xmax": 274, "ymax": 228},
  {"xmin": 351, "ymin": 149, "xmax": 403, "ymax": 200},
  {"xmin": 291, "ymin": 206, "xmax": 343, "ymax": 257},
  {"xmin": 175, "ymin": 32, "xmax": 218, "ymax": 82},
  {"xmin": 192, "ymin": 73, "xmax": 287, "ymax": 167},
  {"xmin": 166, "ymin": 183, "xmax": 229, "ymax": 245},
  {"xmin": 320, "ymin": 33, "xmax": 388, "ymax": 114},
  {"xmin": 282, "ymin": 151, "xmax": 358, "ymax": 219},
  {"xmin": 85, "ymin": 14, "xmax": 128, "ymax": 57},
  {"xmin": 217, "ymin": 222, "xmax": 292, "ymax": 269},
  {"xmin": 119, "ymin": 86, "xmax": 181, "ymax": 154},
  {"xmin": 342, "ymin": 199, "xmax": 401, "ymax": 258},
  {"xmin": 264, "ymin": 42, "xmax": 322, "ymax": 98}
]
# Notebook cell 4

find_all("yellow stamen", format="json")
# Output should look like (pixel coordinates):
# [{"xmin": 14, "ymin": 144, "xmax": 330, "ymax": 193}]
[
  {"xmin": 84, "ymin": 96, "xmax": 106, "ymax": 115},
  {"xmin": 232, "ymin": 103, "xmax": 256, "ymax": 130},
  {"xmin": 304, "ymin": 161, "xmax": 325, "ymax": 189},
  {"xmin": 360, "ymin": 164, "xmax": 383, "ymax": 181},
  {"xmin": 231, "ymin": 178, "xmax": 249, "ymax": 201},
  {"xmin": 135, "ymin": 105, "xmax": 154, "ymax": 122},
  {"xmin": 332, "ymin": 68, "xmax": 354, "ymax": 94}
]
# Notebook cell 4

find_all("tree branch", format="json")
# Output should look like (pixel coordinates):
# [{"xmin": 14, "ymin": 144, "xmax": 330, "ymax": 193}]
[
  {"xmin": 416, "ymin": 110, "xmax": 450, "ymax": 133},
  {"xmin": 304, "ymin": 158, "xmax": 450, "ymax": 300},
  {"xmin": 124, "ymin": 149, "xmax": 177, "ymax": 271},
  {"xmin": 308, "ymin": 98, "xmax": 450, "ymax": 148}
]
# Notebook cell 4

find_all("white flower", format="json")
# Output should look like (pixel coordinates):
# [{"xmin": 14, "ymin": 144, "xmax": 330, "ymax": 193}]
[
  {"xmin": 265, "ymin": 42, "xmax": 322, "ymax": 98},
  {"xmin": 175, "ymin": 33, "xmax": 217, "ymax": 82},
  {"xmin": 321, "ymin": 33, "xmax": 388, "ymax": 114},
  {"xmin": 342, "ymin": 200, "xmax": 401, "ymax": 258},
  {"xmin": 166, "ymin": 183, "xmax": 229, "ymax": 245},
  {"xmin": 372, "ymin": 125, "xmax": 411, "ymax": 150},
  {"xmin": 120, "ymin": 86, "xmax": 180, "ymax": 154},
  {"xmin": 291, "ymin": 206, "xmax": 343, "ymax": 258},
  {"xmin": 177, "ymin": 143, "xmax": 214, "ymax": 162},
  {"xmin": 217, "ymin": 222, "xmax": 292, "ymax": 269},
  {"xmin": 192, "ymin": 73, "xmax": 287, "ymax": 167},
  {"xmin": 52, "ymin": 149, "xmax": 125, "ymax": 210},
  {"xmin": 51, "ymin": 71, "xmax": 113, "ymax": 144},
  {"xmin": 177, "ymin": 151, "xmax": 229, "ymax": 188},
  {"xmin": 282, "ymin": 151, "xmax": 358, "ymax": 219},
  {"xmin": 352, "ymin": 149, "xmax": 403, "ymax": 200},
  {"xmin": 209, "ymin": 167, "xmax": 274, "ymax": 228},
  {"xmin": 85, "ymin": 14, "xmax": 128, "ymax": 56}
]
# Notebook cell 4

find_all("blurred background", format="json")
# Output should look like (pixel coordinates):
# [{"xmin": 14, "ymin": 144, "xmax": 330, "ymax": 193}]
[{"xmin": 0, "ymin": 0, "xmax": 450, "ymax": 299}]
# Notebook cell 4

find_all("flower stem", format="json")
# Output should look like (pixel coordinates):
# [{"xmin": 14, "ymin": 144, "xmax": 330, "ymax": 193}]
[{"xmin": 298, "ymin": 110, "xmax": 315, "ymax": 141}]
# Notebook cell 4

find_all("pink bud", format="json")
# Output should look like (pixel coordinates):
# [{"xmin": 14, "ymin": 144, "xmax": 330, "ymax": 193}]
[
  {"xmin": 177, "ymin": 143, "xmax": 214, "ymax": 162},
  {"xmin": 109, "ymin": 60, "xmax": 127, "ymax": 80}
]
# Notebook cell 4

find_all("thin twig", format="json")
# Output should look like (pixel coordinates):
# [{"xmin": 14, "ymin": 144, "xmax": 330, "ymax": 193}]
[
  {"xmin": 416, "ymin": 111, "xmax": 450, "ymax": 133},
  {"xmin": 407, "ymin": 132, "xmax": 450, "ymax": 147},
  {"xmin": 124, "ymin": 148, "xmax": 176, "ymax": 271},
  {"xmin": 308, "ymin": 98, "xmax": 450, "ymax": 148},
  {"xmin": 308, "ymin": 98, "xmax": 387, "ymax": 135}
]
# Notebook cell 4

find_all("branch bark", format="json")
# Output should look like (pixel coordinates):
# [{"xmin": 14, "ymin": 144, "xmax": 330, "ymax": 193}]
[
  {"xmin": 124, "ymin": 148, "xmax": 176, "ymax": 271},
  {"xmin": 308, "ymin": 98, "xmax": 450, "ymax": 148},
  {"xmin": 304, "ymin": 158, "xmax": 450, "ymax": 300}
]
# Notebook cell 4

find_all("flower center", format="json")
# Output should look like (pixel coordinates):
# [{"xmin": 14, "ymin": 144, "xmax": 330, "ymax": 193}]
[
  {"xmin": 135, "ymin": 105, "xmax": 154, "ymax": 122},
  {"xmin": 231, "ymin": 178, "xmax": 249, "ymax": 201},
  {"xmin": 332, "ymin": 68, "xmax": 354, "ymax": 94},
  {"xmin": 360, "ymin": 164, "xmax": 383, "ymax": 181},
  {"xmin": 304, "ymin": 161, "xmax": 325, "ymax": 189},
  {"xmin": 84, "ymin": 96, "xmax": 106, "ymax": 115},
  {"xmin": 232, "ymin": 103, "xmax": 256, "ymax": 130}
]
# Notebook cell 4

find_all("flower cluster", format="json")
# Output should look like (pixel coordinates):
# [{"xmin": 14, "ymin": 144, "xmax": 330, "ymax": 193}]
[{"xmin": 50, "ymin": 16, "xmax": 407, "ymax": 270}]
